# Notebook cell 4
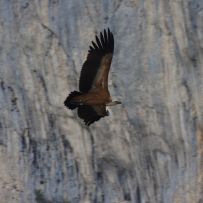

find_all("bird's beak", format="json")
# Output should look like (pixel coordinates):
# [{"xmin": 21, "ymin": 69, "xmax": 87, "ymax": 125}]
[
  {"xmin": 106, "ymin": 101, "xmax": 122, "ymax": 106},
  {"xmin": 115, "ymin": 101, "xmax": 122, "ymax": 104}
]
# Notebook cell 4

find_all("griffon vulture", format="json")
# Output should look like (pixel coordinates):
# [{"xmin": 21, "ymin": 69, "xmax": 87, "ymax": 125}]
[{"xmin": 64, "ymin": 28, "xmax": 121, "ymax": 126}]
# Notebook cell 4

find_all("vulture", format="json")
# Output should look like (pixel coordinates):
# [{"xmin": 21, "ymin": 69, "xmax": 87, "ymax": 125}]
[{"xmin": 64, "ymin": 28, "xmax": 121, "ymax": 126}]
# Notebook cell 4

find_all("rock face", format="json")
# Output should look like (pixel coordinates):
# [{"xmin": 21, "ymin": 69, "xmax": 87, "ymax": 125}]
[{"xmin": 0, "ymin": 0, "xmax": 203, "ymax": 203}]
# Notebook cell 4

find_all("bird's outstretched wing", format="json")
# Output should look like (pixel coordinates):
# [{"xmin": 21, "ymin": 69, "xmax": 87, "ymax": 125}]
[
  {"xmin": 78, "ymin": 105, "xmax": 108, "ymax": 126},
  {"xmin": 79, "ymin": 28, "xmax": 114, "ymax": 93}
]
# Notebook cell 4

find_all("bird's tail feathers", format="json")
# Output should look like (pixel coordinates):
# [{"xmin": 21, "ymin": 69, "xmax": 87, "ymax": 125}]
[{"xmin": 64, "ymin": 91, "xmax": 82, "ymax": 110}]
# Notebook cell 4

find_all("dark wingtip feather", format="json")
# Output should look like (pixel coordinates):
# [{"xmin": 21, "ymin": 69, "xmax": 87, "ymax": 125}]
[
  {"xmin": 89, "ymin": 46, "xmax": 94, "ymax": 52},
  {"xmin": 103, "ymin": 29, "xmax": 108, "ymax": 45},
  {"xmin": 88, "ymin": 28, "xmax": 114, "ymax": 54},
  {"xmin": 92, "ymin": 41, "xmax": 98, "ymax": 50},
  {"xmin": 107, "ymin": 28, "xmax": 111, "ymax": 36},
  {"xmin": 96, "ymin": 35, "xmax": 103, "ymax": 49},
  {"xmin": 100, "ymin": 32, "xmax": 105, "ymax": 47}
]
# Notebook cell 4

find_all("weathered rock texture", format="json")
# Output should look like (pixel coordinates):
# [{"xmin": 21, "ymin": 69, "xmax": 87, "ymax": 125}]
[{"xmin": 0, "ymin": 0, "xmax": 203, "ymax": 203}]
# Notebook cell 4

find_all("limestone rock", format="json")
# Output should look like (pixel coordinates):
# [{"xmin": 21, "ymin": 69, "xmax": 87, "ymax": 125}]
[{"xmin": 0, "ymin": 0, "xmax": 203, "ymax": 202}]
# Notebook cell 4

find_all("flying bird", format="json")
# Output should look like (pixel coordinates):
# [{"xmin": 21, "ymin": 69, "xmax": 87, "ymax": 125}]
[{"xmin": 64, "ymin": 28, "xmax": 121, "ymax": 126}]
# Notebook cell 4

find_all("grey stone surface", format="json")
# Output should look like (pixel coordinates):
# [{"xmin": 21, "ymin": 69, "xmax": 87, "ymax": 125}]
[{"xmin": 0, "ymin": 0, "xmax": 203, "ymax": 202}]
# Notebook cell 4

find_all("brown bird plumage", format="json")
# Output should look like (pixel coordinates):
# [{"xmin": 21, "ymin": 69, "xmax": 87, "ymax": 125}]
[{"xmin": 64, "ymin": 28, "xmax": 121, "ymax": 126}]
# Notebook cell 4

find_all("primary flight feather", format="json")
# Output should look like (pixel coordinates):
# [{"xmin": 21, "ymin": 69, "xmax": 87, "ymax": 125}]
[{"xmin": 64, "ymin": 28, "xmax": 121, "ymax": 126}]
